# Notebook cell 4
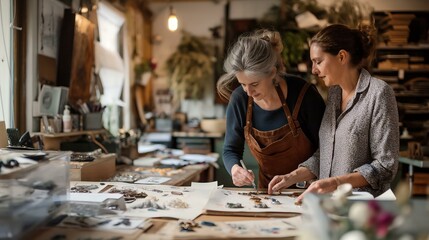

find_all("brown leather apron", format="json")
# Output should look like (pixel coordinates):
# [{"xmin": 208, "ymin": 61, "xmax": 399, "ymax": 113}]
[{"xmin": 244, "ymin": 82, "xmax": 316, "ymax": 188}]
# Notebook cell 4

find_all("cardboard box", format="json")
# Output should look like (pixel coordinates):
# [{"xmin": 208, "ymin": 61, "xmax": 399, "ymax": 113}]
[{"xmin": 69, "ymin": 153, "xmax": 116, "ymax": 181}]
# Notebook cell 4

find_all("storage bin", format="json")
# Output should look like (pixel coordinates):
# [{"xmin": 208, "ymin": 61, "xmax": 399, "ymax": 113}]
[{"xmin": 83, "ymin": 112, "xmax": 103, "ymax": 130}]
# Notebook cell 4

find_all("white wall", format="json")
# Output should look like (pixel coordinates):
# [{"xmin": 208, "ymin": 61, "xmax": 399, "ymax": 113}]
[{"xmin": 0, "ymin": 0, "xmax": 12, "ymax": 127}]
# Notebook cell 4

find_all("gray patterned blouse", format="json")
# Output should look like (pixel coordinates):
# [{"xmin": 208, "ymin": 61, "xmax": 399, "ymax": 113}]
[{"xmin": 300, "ymin": 69, "xmax": 399, "ymax": 197}]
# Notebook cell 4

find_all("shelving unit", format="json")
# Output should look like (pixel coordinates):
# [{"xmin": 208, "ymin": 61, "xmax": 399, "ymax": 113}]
[
  {"xmin": 372, "ymin": 10, "xmax": 429, "ymax": 144},
  {"xmin": 373, "ymin": 11, "xmax": 429, "ymax": 195},
  {"xmin": 374, "ymin": 45, "xmax": 429, "ymax": 143},
  {"xmin": 33, "ymin": 129, "xmax": 108, "ymax": 152}
]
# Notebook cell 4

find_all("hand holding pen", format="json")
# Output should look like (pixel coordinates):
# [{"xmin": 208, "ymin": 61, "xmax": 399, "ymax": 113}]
[{"xmin": 240, "ymin": 159, "xmax": 257, "ymax": 192}]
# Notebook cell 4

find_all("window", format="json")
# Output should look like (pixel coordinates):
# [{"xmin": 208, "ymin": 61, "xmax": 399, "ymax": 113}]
[
  {"xmin": 0, "ymin": 0, "xmax": 13, "ymax": 128},
  {"xmin": 96, "ymin": 2, "xmax": 129, "ymax": 135}
]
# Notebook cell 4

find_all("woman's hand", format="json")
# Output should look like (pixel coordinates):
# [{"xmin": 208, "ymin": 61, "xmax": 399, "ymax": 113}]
[
  {"xmin": 231, "ymin": 164, "xmax": 255, "ymax": 187},
  {"xmin": 295, "ymin": 177, "xmax": 338, "ymax": 204},
  {"xmin": 268, "ymin": 174, "xmax": 295, "ymax": 194}
]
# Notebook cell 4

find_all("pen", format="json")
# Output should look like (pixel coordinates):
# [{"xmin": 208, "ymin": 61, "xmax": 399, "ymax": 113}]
[{"xmin": 240, "ymin": 159, "xmax": 257, "ymax": 192}]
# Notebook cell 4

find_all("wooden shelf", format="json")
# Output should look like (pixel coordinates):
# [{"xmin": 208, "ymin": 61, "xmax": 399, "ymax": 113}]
[
  {"xmin": 33, "ymin": 129, "xmax": 106, "ymax": 138},
  {"xmin": 377, "ymin": 45, "xmax": 429, "ymax": 50},
  {"xmin": 404, "ymin": 110, "xmax": 429, "ymax": 114},
  {"xmin": 396, "ymin": 92, "xmax": 429, "ymax": 98},
  {"xmin": 372, "ymin": 68, "xmax": 429, "ymax": 73},
  {"xmin": 33, "ymin": 129, "xmax": 108, "ymax": 151}
]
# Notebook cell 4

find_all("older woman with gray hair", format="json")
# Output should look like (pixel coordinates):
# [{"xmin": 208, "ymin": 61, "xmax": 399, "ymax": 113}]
[{"xmin": 217, "ymin": 29, "xmax": 325, "ymax": 189}]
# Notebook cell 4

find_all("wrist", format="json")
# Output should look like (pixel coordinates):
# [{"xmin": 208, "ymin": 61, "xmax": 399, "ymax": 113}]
[
  {"xmin": 231, "ymin": 164, "xmax": 239, "ymax": 174},
  {"xmin": 334, "ymin": 176, "xmax": 341, "ymax": 187}
]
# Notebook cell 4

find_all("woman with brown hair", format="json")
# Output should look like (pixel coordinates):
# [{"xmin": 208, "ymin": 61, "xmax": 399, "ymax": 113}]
[{"xmin": 268, "ymin": 24, "xmax": 399, "ymax": 202}]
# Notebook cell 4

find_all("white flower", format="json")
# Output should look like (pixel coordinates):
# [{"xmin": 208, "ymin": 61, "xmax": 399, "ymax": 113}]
[
  {"xmin": 348, "ymin": 202, "xmax": 371, "ymax": 229},
  {"xmin": 339, "ymin": 230, "xmax": 368, "ymax": 240}
]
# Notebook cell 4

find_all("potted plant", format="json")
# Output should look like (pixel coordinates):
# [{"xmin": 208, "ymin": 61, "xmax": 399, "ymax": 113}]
[{"xmin": 165, "ymin": 32, "xmax": 213, "ymax": 107}]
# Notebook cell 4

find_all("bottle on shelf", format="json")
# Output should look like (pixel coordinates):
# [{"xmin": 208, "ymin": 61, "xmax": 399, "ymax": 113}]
[{"xmin": 63, "ymin": 105, "xmax": 72, "ymax": 133}]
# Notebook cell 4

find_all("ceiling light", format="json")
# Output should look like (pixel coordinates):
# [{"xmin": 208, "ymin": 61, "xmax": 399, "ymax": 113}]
[{"xmin": 168, "ymin": 6, "xmax": 178, "ymax": 32}]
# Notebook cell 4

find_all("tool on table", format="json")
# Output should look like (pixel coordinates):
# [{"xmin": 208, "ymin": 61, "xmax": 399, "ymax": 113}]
[{"xmin": 240, "ymin": 159, "xmax": 257, "ymax": 192}]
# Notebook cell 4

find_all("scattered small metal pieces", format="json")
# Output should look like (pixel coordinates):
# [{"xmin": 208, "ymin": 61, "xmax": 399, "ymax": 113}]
[
  {"xmin": 249, "ymin": 196, "xmax": 261, "ymax": 202},
  {"xmin": 238, "ymin": 191, "xmax": 258, "ymax": 196},
  {"xmin": 168, "ymin": 198, "xmax": 189, "ymax": 208},
  {"xmin": 200, "ymin": 221, "xmax": 216, "ymax": 227},
  {"xmin": 226, "ymin": 202, "xmax": 244, "ymax": 208},
  {"xmin": 254, "ymin": 203, "xmax": 269, "ymax": 208},
  {"xmin": 133, "ymin": 199, "xmax": 166, "ymax": 210},
  {"xmin": 270, "ymin": 198, "xmax": 281, "ymax": 205},
  {"xmin": 227, "ymin": 223, "xmax": 246, "ymax": 230},
  {"xmin": 113, "ymin": 218, "xmax": 131, "ymax": 226},
  {"xmin": 124, "ymin": 197, "xmax": 137, "ymax": 203},
  {"xmin": 70, "ymin": 153, "xmax": 94, "ymax": 162},
  {"xmin": 71, "ymin": 184, "xmax": 99, "ymax": 193},
  {"xmin": 179, "ymin": 220, "xmax": 200, "ymax": 232},
  {"xmin": 108, "ymin": 188, "xmax": 147, "ymax": 199},
  {"xmin": 109, "ymin": 173, "xmax": 140, "ymax": 183}
]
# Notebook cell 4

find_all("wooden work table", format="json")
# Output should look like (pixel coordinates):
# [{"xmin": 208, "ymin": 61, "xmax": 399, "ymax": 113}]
[
  {"xmin": 115, "ymin": 163, "xmax": 215, "ymax": 186},
  {"xmin": 32, "ymin": 188, "xmax": 301, "ymax": 240}
]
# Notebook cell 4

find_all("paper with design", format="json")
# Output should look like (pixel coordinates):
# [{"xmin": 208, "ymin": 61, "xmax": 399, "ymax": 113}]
[{"xmin": 204, "ymin": 189, "xmax": 303, "ymax": 214}]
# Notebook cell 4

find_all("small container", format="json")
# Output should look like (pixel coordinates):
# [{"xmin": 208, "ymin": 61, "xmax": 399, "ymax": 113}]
[
  {"xmin": 83, "ymin": 112, "xmax": 103, "ymax": 130},
  {"xmin": 62, "ymin": 105, "xmax": 72, "ymax": 133}
]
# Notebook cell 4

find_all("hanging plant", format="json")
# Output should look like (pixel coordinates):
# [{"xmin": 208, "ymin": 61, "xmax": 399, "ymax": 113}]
[
  {"xmin": 165, "ymin": 32, "xmax": 213, "ymax": 105},
  {"xmin": 282, "ymin": 31, "xmax": 309, "ymax": 69},
  {"xmin": 328, "ymin": 0, "xmax": 373, "ymax": 27}
]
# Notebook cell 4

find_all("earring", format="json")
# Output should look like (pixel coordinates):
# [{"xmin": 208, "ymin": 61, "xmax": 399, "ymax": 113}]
[{"xmin": 272, "ymin": 78, "xmax": 279, "ymax": 86}]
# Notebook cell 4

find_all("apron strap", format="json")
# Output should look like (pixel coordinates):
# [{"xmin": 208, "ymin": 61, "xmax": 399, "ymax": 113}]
[
  {"xmin": 292, "ymin": 82, "xmax": 311, "ymax": 119},
  {"xmin": 246, "ymin": 96, "xmax": 253, "ymax": 130},
  {"xmin": 274, "ymin": 82, "xmax": 298, "ymax": 136}
]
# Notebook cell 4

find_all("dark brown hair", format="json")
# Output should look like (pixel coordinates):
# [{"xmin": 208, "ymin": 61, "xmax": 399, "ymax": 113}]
[{"xmin": 310, "ymin": 24, "xmax": 377, "ymax": 69}]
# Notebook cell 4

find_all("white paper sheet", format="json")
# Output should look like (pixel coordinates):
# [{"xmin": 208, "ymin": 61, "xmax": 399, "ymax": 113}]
[
  {"xmin": 78, "ymin": 182, "xmax": 213, "ymax": 220},
  {"xmin": 347, "ymin": 191, "xmax": 375, "ymax": 200},
  {"xmin": 58, "ymin": 215, "xmax": 146, "ymax": 230},
  {"xmin": 133, "ymin": 157, "xmax": 162, "ymax": 167},
  {"xmin": 137, "ymin": 143, "xmax": 166, "ymax": 154},
  {"xmin": 191, "ymin": 181, "xmax": 219, "ymax": 190},
  {"xmin": 156, "ymin": 217, "xmax": 301, "ymax": 239},
  {"xmin": 134, "ymin": 176, "xmax": 171, "ymax": 184},
  {"xmin": 69, "ymin": 193, "xmax": 123, "ymax": 202},
  {"xmin": 159, "ymin": 158, "xmax": 189, "ymax": 167},
  {"xmin": 204, "ymin": 189, "xmax": 303, "ymax": 214},
  {"xmin": 180, "ymin": 154, "xmax": 218, "ymax": 163}
]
